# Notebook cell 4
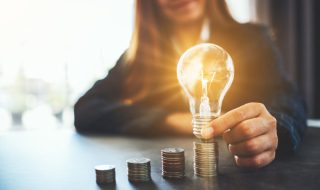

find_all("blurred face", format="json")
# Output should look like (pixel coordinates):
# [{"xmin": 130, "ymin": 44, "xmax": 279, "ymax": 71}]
[{"xmin": 156, "ymin": 0, "xmax": 206, "ymax": 25}]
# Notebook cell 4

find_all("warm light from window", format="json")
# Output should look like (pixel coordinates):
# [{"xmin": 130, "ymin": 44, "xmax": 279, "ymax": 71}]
[{"xmin": 0, "ymin": 0, "xmax": 255, "ymax": 129}]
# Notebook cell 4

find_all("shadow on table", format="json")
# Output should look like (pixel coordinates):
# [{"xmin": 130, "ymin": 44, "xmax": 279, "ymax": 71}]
[
  {"xmin": 128, "ymin": 179, "xmax": 160, "ymax": 190},
  {"xmin": 96, "ymin": 182, "xmax": 115, "ymax": 190},
  {"xmin": 165, "ymin": 177, "xmax": 194, "ymax": 189},
  {"xmin": 95, "ymin": 179, "xmax": 159, "ymax": 190},
  {"xmin": 164, "ymin": 176, "xmax": 219, "ymax": 190}
]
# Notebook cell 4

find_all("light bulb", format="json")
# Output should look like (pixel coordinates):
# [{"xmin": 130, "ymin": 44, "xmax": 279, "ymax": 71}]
[{"xmin": 177, "ymin": 43, "xmax": 234, "ymax": 139}]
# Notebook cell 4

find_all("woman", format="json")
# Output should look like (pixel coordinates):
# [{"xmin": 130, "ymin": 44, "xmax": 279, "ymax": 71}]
[{"xmin": 74, "ymin": 0, "xmax": 307, "ymax": 168}]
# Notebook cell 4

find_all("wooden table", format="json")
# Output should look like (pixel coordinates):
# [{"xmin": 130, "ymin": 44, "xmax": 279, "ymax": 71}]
[{"xmin": 0, "ymin": 127, "xmax": 319, "ymax": 190}]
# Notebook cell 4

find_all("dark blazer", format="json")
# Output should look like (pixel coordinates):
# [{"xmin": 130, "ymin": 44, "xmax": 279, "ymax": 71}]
[{"xmin": 74, "ymin": 23, "xmax": 307, "ymax": 155}]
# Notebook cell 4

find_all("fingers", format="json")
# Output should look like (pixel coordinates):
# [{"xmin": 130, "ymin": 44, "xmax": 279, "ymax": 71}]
[
  {"xmin": 199, "ymin": 102, "xmax": 278, "ymax": 168},
  {"xmin": 234, "ymin": 150, "xmax": 276, "ymax": 168},
  {"xmin": 223, "ymin": 117, "xmax": 275, "ymax": 144},
  {"xmin": 228, "ymin": 132, "xmax": 277, "ymax": 157},
  {"xmin": 209, "ymin": 103, "xmax": 267, "ymax": 137}
]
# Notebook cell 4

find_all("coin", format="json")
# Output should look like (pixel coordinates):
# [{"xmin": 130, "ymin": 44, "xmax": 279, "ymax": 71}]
[{"xmin": 162, "ymin": 147, "xmax": 184, "ymax": 154}]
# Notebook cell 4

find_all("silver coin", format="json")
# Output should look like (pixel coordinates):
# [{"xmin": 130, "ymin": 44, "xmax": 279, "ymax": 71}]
[
  {"xmin": 95, "ymin": 165, "xmax": 115, "ymax": 171},
  {"xmin": 162, "ymin": 174, "xmax": 184, "ymax": 178},
  {"xmin": 127, "ymin": 171, "xmax": 151, "ymax": 174},
  {"xmin": 96, "ymin": 174, "xmax": 115, "ymax": 177},
  {"xmin": 194, "ymin": 163, "xmax": 217, "ymax": 167},
  {"xmin": 161, "ymin": 158, "xmax": 184, "ymax": 162},
  {"xmin": 162, "ymin": 163, "xmax": 185, "ymax": 166},
  {"xmin": 126, "ymin": 157, "xmax": 150, "ymax": 164},
  {"xmin": 128, "ymin": 177, "xmax": 151, "ymax": 181},
  {"xmin": 96, "ymin": 178, "xmax": 115, "ymax": 182},
  {"xmin": 127, "ymin": 166, "xmax": 150, "ymax": 169},
  {"xmin": 162, "ymin": 161, "xmax": 185, "ymax": 164},
  {"xmin": 194, "ymin": 170, "xmax": 216, "ymax": 173},
  {"xmin": 161, "ymin": 147, "xmax": 184, "ymax": 154},
  {"xmin": 195, "ymin": 173, "xmax": 217, "ymax": 177},
  {"xmin": 162, "ymin": 168, "xmax": 185, "ymax": 172},
  {"xmin": 162, "ymin": 173, "xmax": 184, "ymax": 176},
  {"xmin": 128, "ymin": 174, "xmax": 150, "ymax": 177}
]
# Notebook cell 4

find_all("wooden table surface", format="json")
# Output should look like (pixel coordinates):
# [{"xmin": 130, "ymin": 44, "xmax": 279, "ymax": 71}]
[{"xmin": 0, "ymin": 127, "xmax": 319, "ymax": 190}]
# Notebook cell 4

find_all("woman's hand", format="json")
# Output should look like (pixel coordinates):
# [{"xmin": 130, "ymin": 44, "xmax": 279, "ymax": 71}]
[{"xmin": 201, "ymin": 103, "xmax": 278, "ymax": 168}]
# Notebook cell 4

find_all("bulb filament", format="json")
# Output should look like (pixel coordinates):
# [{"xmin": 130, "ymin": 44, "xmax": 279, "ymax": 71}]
[{"xmin": 200, "ymin": 78, "xmax": 211, "ymax": 117}]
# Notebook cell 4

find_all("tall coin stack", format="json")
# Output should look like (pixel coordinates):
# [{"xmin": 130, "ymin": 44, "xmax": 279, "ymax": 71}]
[
  {"xmin": 94, "ymin": 165, "xmax": 116, "ymax": 184},
  {"xmin": 193, "ymin": 141, "xmax": 218, "ymax": 177},
  {"xmin": 126, "ymin": 158, "xmax": 151, "ymax": 182},
  {"xmin": 161, "ymin": 148, "xmax": 185, "ymax": 178}
]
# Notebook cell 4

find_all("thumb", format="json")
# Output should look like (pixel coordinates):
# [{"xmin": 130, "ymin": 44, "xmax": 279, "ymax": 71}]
[{"xmin": 201, "ymin": 126, "xmax": 214, "ymax": 139}]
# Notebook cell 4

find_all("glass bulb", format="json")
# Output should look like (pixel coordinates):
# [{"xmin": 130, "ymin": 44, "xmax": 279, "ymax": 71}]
[{"xmin": 177, "ymin": 43, "xmax": 234, "ymax": 139}]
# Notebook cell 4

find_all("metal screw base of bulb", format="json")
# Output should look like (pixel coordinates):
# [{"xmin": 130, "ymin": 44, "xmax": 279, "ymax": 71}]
[
  {"xmin": 192, "ymin": 115, "xmax": 219, "ymax": 177},
  {"xmin": 192, "ymin": 115, "xmax": 215, "ymax": 139}
]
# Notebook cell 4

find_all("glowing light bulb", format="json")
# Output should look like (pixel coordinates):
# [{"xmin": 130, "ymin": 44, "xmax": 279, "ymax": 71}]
[{"xmin": 177, "ymin": 43, "xmax": 234, "ymax": 139}]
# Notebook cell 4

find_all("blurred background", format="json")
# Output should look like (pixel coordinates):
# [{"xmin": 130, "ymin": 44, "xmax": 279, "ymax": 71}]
[{"xmin": 0, "ymin": 0, "xmax": 319, "ymax": 131}]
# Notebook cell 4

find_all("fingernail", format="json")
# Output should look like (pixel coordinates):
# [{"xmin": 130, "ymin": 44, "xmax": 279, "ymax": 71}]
[
  {"xmin": 228, "ymin": 144, "xmax": 233, "ymax": 153},
  {"xmin": 234, "ymin": 155, "xmax": 239, "ymax": 163},
  {"xmin": 201, "ymin": 127, "xmax": 214, "ymax": 138}
]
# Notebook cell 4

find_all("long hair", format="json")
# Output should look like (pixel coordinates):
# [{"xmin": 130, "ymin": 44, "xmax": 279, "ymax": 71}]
[{"xmin": 122, "ymin": 0, "xmax": 238, "ymax": 103}]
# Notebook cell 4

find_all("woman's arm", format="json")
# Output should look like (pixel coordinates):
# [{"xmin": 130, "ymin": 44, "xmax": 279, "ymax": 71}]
[
  {"xmin": 257, "ymin": 25, "xmax": 307, "ymax": 154},
  {"xmin": 202, "ymin": 24, "xmax": 307, "ymax": 168},
  {"xmin": 74, "ymin": 54, "xmax": 169, "ymax": 136},
  {"xmin": 242, "ymin": 24, "xmax": 307, "ymax": 154}
]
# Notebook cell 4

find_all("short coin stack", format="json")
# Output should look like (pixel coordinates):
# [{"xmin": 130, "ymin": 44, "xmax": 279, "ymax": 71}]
[
  {"xmin": 161, "ymin": 148, "xmax": 185, "ymax": 178},
  {"xmin": 126, "ymin": 157, "xmax": 151, "ymax": 182},
  {"xmin": 94, "ymin": 165, "xmax": 116, "ymax": 184},
  {"xmin": 193, "ymin": 141, "xmax": 218, "ymax": 177}
]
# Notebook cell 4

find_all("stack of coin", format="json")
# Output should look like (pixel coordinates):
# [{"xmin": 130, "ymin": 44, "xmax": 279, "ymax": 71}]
[
  {"xmin": 126, "ymin": 157, "xmax": 151, "ymax": 182},
  {"xmin": 193, "ymin": 141, "xmax": 218, "ymax": 177},
  {"xmin": 161, "ymin": 148, "xmax": 185, "ymax": 178},
  {"xmin": 94, "ymin": 165, "xmax": 116, "ymax": 184}
]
